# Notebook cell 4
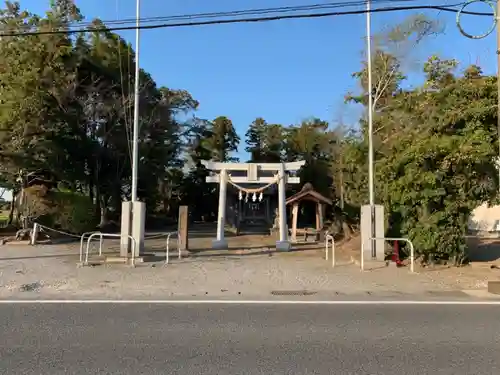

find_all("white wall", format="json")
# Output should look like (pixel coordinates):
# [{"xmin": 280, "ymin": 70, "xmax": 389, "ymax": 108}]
[
  {"xmin": 468, "ymin": 203, "xmax": 500, "ymax": 232},
  {"xmin": 0, "ymin": 189, "xmax": 12, "ymax": 202}
]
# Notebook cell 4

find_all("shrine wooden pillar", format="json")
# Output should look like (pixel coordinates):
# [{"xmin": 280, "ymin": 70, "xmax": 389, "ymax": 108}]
[
  {"xmin": 291, "ymin": 202, "xmax": 299, "ymax": 242},
  {"xmin": 316, "ymin": 202, "xmax": 325, "ymax": 241}
]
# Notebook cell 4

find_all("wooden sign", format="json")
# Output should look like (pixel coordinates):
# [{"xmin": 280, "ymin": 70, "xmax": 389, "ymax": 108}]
[{"xmin": 178, "ymin": 205, "xmax": 189, "ymax": 251}]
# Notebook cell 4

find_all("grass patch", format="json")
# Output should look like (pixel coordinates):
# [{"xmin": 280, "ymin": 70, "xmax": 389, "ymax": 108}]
[{"xmin": 0, "ymin": 211, "xmax": 8, "ymax": 221}]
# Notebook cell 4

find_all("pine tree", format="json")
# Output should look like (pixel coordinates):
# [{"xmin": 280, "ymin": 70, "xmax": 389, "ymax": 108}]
[{"xmin": 245, "ymin": 117, "xmax": 266, "ymax": 162}]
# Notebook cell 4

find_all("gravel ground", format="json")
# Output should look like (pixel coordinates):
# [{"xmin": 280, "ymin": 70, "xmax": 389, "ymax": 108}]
[{"xmin": 0, "ymin": 232, "xmax": 497, "ymax": 299}]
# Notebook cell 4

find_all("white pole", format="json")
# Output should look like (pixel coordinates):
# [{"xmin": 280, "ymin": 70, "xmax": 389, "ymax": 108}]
[
  {"xmin": 277, "ymin": 163, "xmax": 288, "ymax": 246},
  {"xmin": 497, "ymin": 0, "xmax": 500, "ymax": 191},
  {"xmin": 212, "ymin": 169, "xmax": 228, "ymax": 249},
  {"xmin": 216, "ymin": 169, "xmax": 227, "ymax": 244},
  {"xmin": 30, "ymin": 223, "xmax": 38, "ymax": 245},
  {"xmin": 366, "ymin": 0, "xmax": 376, "ymax": 259},
  {"xmin": 131, "ymin": 0, "xmax": 141, "ymax": 202}
]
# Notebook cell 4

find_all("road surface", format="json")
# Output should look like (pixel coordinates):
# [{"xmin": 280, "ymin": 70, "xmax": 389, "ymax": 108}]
[{"xmin": 0, "ymin": 302, "xmax": 498, "ymax": 374}]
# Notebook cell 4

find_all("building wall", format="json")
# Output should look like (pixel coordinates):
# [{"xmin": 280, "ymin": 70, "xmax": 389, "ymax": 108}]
[{"xmin": 469, "ymin": 203, "xmax": 500, "ymax": 232}]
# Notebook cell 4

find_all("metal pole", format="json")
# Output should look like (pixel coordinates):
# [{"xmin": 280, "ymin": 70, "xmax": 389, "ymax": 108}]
[
  {"xmin": 131, "ymin": 0, "xmax": 141, "ymax": 202},
  {"xmin": 366, "ymin": 0, "xmax": 376, "ymax": 258},
  {"xmin": 497, "ymin": 0, "xmax": 500, "ymax": 187}
]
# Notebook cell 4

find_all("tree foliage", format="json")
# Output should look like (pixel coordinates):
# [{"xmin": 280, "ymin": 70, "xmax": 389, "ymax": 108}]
[
  {"xmin": 339, "ymin": 15, "xmax": 498, "ymax": 264},
  {"xmin": 0, "ymin": 3, "xmax": 496, "ymax": 264}
]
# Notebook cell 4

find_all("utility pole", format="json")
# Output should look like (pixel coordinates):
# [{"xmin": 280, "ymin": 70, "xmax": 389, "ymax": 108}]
[
  {"xmin": 130, "ymin": 0, "xmax": 146, "ymax": 256},
  {"xmin": 497, "ymin": 0, "xmax": 500, "ymax": 185},
  {"xmin": 131, "ymin": 0, "xmax": 141, "ymax": 202},
  {"xmin": 366, "ymin": 0, "xmax": 376, "ymax": 258},
  {"xmin": 119, "ymin": 0, "xmax": 146, "ymax": 259},
  {"xmin": 339, "ymin": 155, "xmax": 345, "ymax": 210}
]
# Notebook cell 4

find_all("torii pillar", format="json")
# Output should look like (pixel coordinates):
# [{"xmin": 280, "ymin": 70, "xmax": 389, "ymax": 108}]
[{"xmin": 201, "ymin": 160, "xmax": 305, "ymax": 251}]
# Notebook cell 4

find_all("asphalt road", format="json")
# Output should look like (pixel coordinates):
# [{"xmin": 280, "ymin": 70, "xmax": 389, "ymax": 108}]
[{"xmin": 0, "ymin": 303, "xmax": 499, "ymax": 374}]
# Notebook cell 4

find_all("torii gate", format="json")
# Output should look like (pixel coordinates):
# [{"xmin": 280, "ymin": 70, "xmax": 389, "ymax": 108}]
[{"xmin": 201, "ymin": 160, "xmax": 305, "ymax": 251}]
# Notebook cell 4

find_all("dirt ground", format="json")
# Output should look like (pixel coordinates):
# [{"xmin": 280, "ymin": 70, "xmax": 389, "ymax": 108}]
[{"xmin": 0, "ymin": 225, "xmax": 499, "ymax": 299}]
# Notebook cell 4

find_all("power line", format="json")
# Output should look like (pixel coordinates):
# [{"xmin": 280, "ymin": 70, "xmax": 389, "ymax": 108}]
[
  {"xmin": 0, "ymin": 2, "xmax": 491, "ymax": 37},
  {"xmin": 2, "ymin": 0, "xmax": 432, "ymax": 31},
  {"xmin": 0, "ymin": 1, "xmax": 485, "ymax": 33},
  {"xmin": 56, "ymin": 0, "xmax": 433, "ymax": 28}
]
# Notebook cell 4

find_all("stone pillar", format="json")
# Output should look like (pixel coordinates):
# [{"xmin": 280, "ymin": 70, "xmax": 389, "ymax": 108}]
[
  {"xmin": 361, "ymin": 204, "xmax": 384, "ymax": 261},
  {"xmin": 276, "ymin": 163, "xmax": 291, "ymax": 251},
  {"xmin": 374, "ymin": 204, "xmax": 385, "ymax": 260},
  {"xmin": 120, "ymin": 201, "xmax": 132, "ymax": 257},
  {"xmin": 131, "ymin": 201, "xmax": 146, "ymax": 257},
  {"xmin": 213, "ymin": 169, "xmax": 228, "ymax": 249}
]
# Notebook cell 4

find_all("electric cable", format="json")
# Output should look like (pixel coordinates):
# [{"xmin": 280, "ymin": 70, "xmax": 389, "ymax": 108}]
[{"xmin": 0, "ymin": 1, "xmax": 492, "ymax": 37}]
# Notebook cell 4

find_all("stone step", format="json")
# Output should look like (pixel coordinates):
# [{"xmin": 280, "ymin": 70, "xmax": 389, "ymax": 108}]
[{"xmin": 78, "ymin": 255, "xmax": 135, "ymax": 267}]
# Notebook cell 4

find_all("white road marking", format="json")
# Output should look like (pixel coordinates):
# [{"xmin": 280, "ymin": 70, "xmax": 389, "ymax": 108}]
[{"xmin": 0, "ymin": 299, "xmax": 498, "ymax": 305}]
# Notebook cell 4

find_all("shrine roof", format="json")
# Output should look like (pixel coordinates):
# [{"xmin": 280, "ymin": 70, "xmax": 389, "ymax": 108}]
[{"xmin": 285, "ymin": 183, "xmax": 332, "ymax": 205}]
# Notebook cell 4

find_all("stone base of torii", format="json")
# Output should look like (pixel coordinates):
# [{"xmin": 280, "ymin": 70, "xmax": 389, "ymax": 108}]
[{"xmin": 201, "ymin": 160, "xmax": 306, "ymax": 251}]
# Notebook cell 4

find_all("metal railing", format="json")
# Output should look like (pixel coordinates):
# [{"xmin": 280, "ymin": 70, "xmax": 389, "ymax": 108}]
[
  {"xmin": 325, "ymin": 234, "xmax": 335, "ymax": 268},
  {"xmin": 79, "ymin": 231, "xmax": 102, "ymax": 263},
  {"xmin": 164, "ymin": 231, "xmax": 180, "ymax": 265},
  {"xmin": 361, "ymin": 237, "xmax": 415, "ymax": 273},
  {"xmin": 83, "ymin": 232, "xmax": 136, "ymax": 267},
  {"xmin": 30, "ymin": 223, "xmax": 39, "ymax": 245}
]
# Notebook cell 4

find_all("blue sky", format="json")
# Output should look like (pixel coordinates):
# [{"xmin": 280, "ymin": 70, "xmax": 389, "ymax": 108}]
[{"xmin": 17, "ymin": 0, "xmax": 497, "ymax": 149}]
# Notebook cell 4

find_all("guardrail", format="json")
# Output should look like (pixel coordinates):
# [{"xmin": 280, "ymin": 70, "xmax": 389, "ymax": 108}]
[
  {"xmin": 84, "ymin": 233, "xmax": 136, "ymax": 267},
  {"xmin": 361, "ymin": 237, "xmax": 415, "ymax": 273},
  {"xmin": 79, "ymin": 231, "xmax": 102, "ymax": 263},
  {"xmin": 164, "ymin": 231, "xmax": 180, "ymax": 266},
  {"xmin": 325, "ymin": 234, "xmax": 335, "ymax": 268}
]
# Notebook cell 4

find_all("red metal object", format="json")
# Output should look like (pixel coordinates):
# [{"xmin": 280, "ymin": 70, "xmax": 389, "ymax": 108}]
[{"xmin": 393, "ymin": 241, "xmax": 403, "ymax": 266}]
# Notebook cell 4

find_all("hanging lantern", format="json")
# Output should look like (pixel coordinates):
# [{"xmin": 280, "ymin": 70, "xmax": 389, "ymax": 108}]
[
  {"xmin": 238, "ymin": 190, "xmax": 243, "ymax": 200},
  {"xmin": 252, "ymin": 192, "xmax": 257, "ymax": 202},
  {"xmin": 259, "ymin": 192, "xmax": 263, "ymax": 202}
]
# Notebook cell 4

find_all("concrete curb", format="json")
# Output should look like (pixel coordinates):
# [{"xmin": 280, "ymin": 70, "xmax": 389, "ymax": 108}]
[{"xmin": 461, "ymin": 289, "xmax": 500, "ymax": 299}]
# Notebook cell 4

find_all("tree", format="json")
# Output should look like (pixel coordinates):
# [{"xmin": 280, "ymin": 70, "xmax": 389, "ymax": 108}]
[
  {"xmin": 284, "ymin": 118, "xmax": 334, "ymax": 196},
  {"xmin": 340, "ymin": 14, "xmax": 443, "ymax": 204},
  {"xmin": 245, "ymin": 118, "xmax": 284, "ymax": 162},
  {"xmin": 205, "ymin": 116, "xmax": 240, "ymax": 162},
  {"xmin": 0, "ymin": 1, "xmax": 198, "ymax": 228},
  {"xmin": 376, "ymin": 58, "xmax": 497, "ymax": 263},
  {"xmin": 245, "ymin": 117, "xmax": 267, "ymax": 162},
  {"xmin": 0, "ymin": 1, "xmax": 84, "ymax": 225},
  {"xmin": 337, "ymin": 15, "xmax": 498, "ymax": 263},
  {"xmin": 347, "ymin": 14, "xmax": 443, "ymax": 124}
]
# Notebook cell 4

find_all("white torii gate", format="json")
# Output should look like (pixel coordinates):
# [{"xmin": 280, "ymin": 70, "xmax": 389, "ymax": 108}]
[{"xmin": 201, "ymin": 160, "xmax": 305, "ymax": 251}]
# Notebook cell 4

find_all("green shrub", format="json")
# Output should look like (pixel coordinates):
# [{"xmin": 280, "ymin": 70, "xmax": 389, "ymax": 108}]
[
  {"xmin": 24, "ymin": 186, "xmax": 98, "ymax": 234},
  {"xmin": 51, "ymin": 191, "xmax": 99, "ymax": 234},
  {"xmin": 0, "ymin": 200, "xmax": 9, "ymax": 211}
]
